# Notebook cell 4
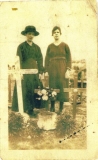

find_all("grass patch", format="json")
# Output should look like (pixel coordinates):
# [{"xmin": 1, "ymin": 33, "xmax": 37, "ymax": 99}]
[{"xmin": 55, "ymin": 113, "xmax": 76, "ymax": 138}]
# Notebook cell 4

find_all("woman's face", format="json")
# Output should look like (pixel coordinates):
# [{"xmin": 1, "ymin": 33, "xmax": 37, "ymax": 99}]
[
  {"xmin": 53, "ymin": 29, "xmax": 61, "ymax": 40},
  {"xmin": 26, "ymin": 32, "xmax": 34, "ymax": 42}
]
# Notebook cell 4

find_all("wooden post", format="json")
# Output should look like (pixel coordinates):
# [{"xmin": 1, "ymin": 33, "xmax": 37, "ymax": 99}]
[
  {"xmin": 73, "ymin": 89, "xmax": 78, "ymax": 119},
  {"xmin": 73, "ymin": 71, "xmax": 78, "ymax": 119},
  {"xmin": 80, "ymin": 71, "xmax": 84, "ymax": 102}
]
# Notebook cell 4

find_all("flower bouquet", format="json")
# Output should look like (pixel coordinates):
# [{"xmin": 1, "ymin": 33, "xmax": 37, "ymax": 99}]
[{"xmin": 36, "ymin": 87, "xmax": 57, "ymax": 110}]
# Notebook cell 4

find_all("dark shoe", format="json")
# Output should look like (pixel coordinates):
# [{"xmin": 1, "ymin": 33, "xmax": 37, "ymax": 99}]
[
  {"xmin": 28, "ymin": 110, "xmax": 37, "ymax": 118},
  {"xmin": 50, "ymin": 106, "xmax": 55, "ymax": 112},
  {"xmin": 26, "ymin": 109, "xmax": 34, "ymax": 115},
  {"xmin": 59, "ymin": 102, "xmax": 64, "ymax": 113},
  {"xmin": 50, "ymin": 101, "xmax": 55, "ymax": 112}
]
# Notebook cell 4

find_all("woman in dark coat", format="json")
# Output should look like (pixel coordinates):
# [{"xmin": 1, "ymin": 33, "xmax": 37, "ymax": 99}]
[
  {"xmin": 45, "ymin": 26, "xmax": 71, "ymax": 113},
  {"xmin": 12, "ymin": 26, "xmax": 43, "ymax": 115}
]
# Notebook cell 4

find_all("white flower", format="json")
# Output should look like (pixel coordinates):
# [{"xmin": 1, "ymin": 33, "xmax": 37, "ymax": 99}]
[
  {"xmin": 52, "ymin": 91, "xmax": 57, "ymax": 96},
  {"xmin": 42, "ymin": 95, "xmax": 48, "ymax": 100},
  {"xmin": 41, "ymin": 89, "xmax": 47, "ymax": 95},
  {"xmin": 36, "ymin": 97, "xmax": 41, "ymax": 100},
  {"xmin": 37, "ymin": 90, "xmax": 42, "ymax": 96}
]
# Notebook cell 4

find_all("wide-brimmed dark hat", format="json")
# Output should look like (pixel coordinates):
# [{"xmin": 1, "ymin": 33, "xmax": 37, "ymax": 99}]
[{"xmin": 21, "ymin": 26, "xmax": 39, "ymax": 36}]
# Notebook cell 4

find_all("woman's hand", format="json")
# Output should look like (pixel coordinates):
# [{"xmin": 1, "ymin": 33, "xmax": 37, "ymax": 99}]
[
  {"xmin": 39, "ymin": 72, "xmax": 49, "ymax": 79},
  {"xmin": 65, "ymin": 70, "xmax": 70, "ymax": 78},
  {"xmin": 39, "ymin": 73, "xmax": 44, "ymax": 80},
  {"xmin": 44, "ymin": 72, "xmax": 49, "ymax": 76},
  {"xmin": 65, "ymin": 68, "xmax": 75, "ymax": 79}
]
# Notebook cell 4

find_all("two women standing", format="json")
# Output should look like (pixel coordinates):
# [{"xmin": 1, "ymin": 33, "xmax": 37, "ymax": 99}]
[{"xmin": 12, "ymin": 25, "xmax": 71, "ymax": 115}]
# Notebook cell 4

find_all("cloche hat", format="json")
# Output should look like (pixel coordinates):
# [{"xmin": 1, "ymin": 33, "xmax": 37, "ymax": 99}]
[{"xmin": 21, "ymin": 25, "xmax": 39, "ymax": 36}]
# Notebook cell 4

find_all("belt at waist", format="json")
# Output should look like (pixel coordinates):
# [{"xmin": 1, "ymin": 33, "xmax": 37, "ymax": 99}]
[{"xmin": 50, "ymin": 57, "xmax": 66, "ymax": 61}]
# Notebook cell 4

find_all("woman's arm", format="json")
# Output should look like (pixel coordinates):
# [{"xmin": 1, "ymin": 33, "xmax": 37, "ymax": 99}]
[
  {"xmin": 65, "ymin": 44, "xmax": 72, "ymax": 69},
  {"xmin": 36, "ymin": 46, "xmax": 44, "ymax": 74},
  {"xmin": 45, "ymin": 46, "xmax": 50, "ymax": 73},
  {"xmin": 16, "ymin": 45, "xmax": 22, "ymax": 68}
]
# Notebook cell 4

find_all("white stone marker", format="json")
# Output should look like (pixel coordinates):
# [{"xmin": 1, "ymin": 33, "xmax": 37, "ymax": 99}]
[{"xmin": 37, "ymin": 111, "xmax": 57, "ymax": 130}]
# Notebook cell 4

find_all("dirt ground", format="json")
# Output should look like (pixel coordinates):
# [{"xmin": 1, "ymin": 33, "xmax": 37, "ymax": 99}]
[{"xmin": 9, "ymin": 101, "xmax": 87, "ymax": 150}]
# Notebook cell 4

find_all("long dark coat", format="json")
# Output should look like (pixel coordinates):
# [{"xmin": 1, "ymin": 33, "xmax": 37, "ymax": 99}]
[
  {"xmin": 12, "ymin": 41, "xmax": 43, "ymax": 112},
  {"xmin": 45, "ymin": 42, "xmax": 71, "ymax": 102}
]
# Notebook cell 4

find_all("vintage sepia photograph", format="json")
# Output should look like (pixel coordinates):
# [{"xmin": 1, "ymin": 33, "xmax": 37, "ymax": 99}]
[{"xmin": 0, "ymin": 0, "xmax": 98, "ymax": 159}]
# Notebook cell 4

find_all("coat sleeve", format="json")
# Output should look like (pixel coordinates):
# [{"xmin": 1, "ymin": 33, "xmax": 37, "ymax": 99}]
[
  {"xmin": 36, "ymin": 46, "xmax": 44, "ymax": 74},
  {"xmin": 65, "ymin": 44, "xmax": 72, "ymax": 69},
  {"xmin": 45, "ymin": 46, "xmax": 50, "ymax": 72}
]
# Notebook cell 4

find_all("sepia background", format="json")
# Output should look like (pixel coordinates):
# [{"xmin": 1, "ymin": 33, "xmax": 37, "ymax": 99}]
[
  {"xmin": 0, "ymin": 0, "xmax": 97, "ymax": 63},
  {"xmin": 0, "ymin": 0, "xmax": 98, "ymax": 159}
]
